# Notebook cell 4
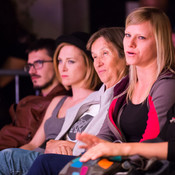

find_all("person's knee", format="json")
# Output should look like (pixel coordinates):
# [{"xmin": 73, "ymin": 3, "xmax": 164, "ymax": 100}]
[
  {"xmin": 0, "ymin": 148, "xmax": 23, "ymax": 161},
  {"xmin": 1, "ymin": 148, "xmax": 15, "ymax": 157},
  {"xmin": 35, "ymin": 154, "xmax": 48, "ymax": 164}
]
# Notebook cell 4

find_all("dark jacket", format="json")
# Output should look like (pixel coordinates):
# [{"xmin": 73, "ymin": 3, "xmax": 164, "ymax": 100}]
[
  {"xmin": 158, "ymin": 102, "xmax": 175, "ymax": 162},
  {"xmin": 0, "ymin": 83, "xmax": 68, "ymax": 150}
]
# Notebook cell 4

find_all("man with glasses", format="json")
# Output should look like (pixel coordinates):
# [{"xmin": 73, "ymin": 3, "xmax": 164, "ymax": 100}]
[{"xmin": 0, "ymin": 38, "xmax": 68, "ymax": 150}]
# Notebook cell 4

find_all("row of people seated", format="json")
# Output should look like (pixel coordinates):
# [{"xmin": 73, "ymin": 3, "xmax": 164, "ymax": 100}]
[
  {"xmin": 27, "ymin": 7, "xmax": 175, "ymax": 174},
  {"xmin": 0, "ymin": 27, "xmax": 128, "ymax": 174},
  {"xmin": 0, "ymin": 6, "xmax": 175, "ymax": 175},
  {"xmin": 0, "ymin": 39, "xmax": 69, "ymax": 149}
]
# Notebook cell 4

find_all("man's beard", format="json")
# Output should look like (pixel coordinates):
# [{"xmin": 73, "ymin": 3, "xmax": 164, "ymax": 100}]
[{"xmin": 33, "ymin": 74, "xmax": 56, "ymax": 90}]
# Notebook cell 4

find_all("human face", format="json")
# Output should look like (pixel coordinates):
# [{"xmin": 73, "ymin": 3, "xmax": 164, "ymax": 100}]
[
  {"xmin": 91, "ymin": 37, "xmax": 125, "ymax": 89},
  {"xmin": 58, "ymin": 45, "xmax": 87, "ymax": 88},
  {"xmin": 28, "ymin": 49, "xmax": 56, "ymax": 89},
  {"xmin": 123, "ymin": 21, "xmax": 157, "ymax": 68}
]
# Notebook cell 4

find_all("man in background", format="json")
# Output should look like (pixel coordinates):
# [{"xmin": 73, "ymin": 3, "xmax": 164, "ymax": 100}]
[{"xmin": 0, "ymin": 38, "xmax": 68, "ymax": 150}]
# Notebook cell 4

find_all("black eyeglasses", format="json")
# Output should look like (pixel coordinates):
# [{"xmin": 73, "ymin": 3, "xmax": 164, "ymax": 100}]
[{"xmin": 24, "ymin": 60, "xmax": 53, "ymax": 72}]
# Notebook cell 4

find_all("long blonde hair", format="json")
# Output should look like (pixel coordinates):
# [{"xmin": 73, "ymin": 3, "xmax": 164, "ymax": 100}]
[{"xmin": 126, "ymin": 7, "xmax": 175, "ymax": 100}]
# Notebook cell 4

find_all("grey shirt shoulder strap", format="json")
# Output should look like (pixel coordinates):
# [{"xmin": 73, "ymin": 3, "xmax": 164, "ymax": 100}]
[{"xmin": 52, "ymin": 96, "xmax": 68, "ymax": 117}]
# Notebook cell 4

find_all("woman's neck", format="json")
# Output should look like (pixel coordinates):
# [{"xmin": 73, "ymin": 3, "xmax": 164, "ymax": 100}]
[
  {"xmin": 132, "ymin": 64, "xmax": 157, "ymax": 104},
  {"xmin": 70, "ymin": 87, "xmax": 94, "ymax": 102},
  {"xmin": 136, "ymin": 61, "xmax": 157, "ymax": 86}
]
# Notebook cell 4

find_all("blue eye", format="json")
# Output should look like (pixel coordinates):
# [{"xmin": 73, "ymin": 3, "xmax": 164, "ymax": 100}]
[
  {"xmin": 138, "ymin": 36, "xmax": 146, "ymax": 40},
  {"xmin": 125, "ymin": 33, "xmax": 131, "ymax": 37},
  {"xmin": 68, "ymin": 60, "xmax": 75, "ymax": 64},
  {"xmin": 33, "ymin": 60, "xmax": 43, "ymax": 68}
]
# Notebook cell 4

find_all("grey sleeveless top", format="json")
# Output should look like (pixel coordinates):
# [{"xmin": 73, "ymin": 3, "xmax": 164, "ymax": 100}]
[{"xmin": 34, "ymin": 96, "xmax": 67, "ymax": 153}]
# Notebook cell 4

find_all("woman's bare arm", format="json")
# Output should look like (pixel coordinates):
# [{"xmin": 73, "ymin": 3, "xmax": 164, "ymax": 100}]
[
  {"xmin": 77, "ymin": 133, "xmax": 168, "ymax": 162},
  {"xmin": 20, "ymin": 96, "xmax": 64, "ymax": 150}
]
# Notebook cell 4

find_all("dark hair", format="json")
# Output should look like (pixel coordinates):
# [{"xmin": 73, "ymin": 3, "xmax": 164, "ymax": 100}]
[
  {"xmin": 27, "ymin": 38, "xmax": 56, "ymax": 58},
  {"xmin": 56, "ymin": 32, "xmax": 92, "ymax": 59}
]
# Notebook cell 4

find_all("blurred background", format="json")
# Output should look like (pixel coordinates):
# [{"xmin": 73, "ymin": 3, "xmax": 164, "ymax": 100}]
[
  {"xmin": 0, "ymin": 0, "xmax": 175, "ymax": 127},
  {"xmin": 5, "ymin": 0, "xmax": 175, "ymax": 39}
]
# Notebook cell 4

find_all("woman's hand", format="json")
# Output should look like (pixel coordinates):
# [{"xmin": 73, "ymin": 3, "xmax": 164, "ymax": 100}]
[
  {"xmin": 79, "ymin": 142, "xmax": 124, "ymax": 162},
  {"xmin": 44, "ymin": 139, "xmax": 75, "ymax": 155},
  {"xmin": 76, "ymin": 133, "xmax": 118, "ymax": 162},
  {"xmin": 76, "ymin": 133, "xmax": 106, "ymax": 149}
]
